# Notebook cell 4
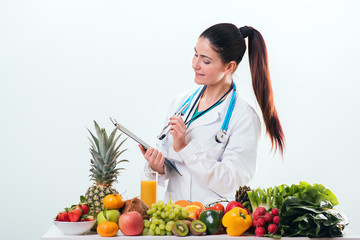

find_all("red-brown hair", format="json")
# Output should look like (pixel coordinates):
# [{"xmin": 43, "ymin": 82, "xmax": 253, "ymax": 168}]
[{"xmin": 247, "ymin": 27, "xmax": 285, "ymax": 154}]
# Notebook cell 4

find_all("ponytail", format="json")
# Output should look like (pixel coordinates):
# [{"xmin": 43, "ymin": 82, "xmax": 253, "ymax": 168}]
[{"xmin": 244, "ymin": 26, "xmax": 285, "ymax": 154}]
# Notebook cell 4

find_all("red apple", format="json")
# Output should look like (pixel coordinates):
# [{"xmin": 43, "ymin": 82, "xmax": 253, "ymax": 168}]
[
  {"xmin": 224, "ymin": 201, "xmax": 244, "ymax": 214},
  {"xmin": 118, "ymin": 211, "xmax": 144, "ymax": 236}
]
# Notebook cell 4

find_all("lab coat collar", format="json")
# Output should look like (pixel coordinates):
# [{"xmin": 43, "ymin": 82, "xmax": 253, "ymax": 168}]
[{"xmin": 186, "ymin": 89, "xmax": 233, "ymax": 131}]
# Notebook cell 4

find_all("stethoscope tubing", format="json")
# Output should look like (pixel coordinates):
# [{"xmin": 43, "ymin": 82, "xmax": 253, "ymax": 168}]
[{"xmin": 167, "ymin": 82, "xmax": 237, "ymax": 143}]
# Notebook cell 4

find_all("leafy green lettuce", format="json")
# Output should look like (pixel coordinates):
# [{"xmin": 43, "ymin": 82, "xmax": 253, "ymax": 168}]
[
  {"xmin": 279, "ymin": 197, "xmax": 348, "ymax": 237},
  {"xmin": 247, "ymin": 181, "xmax": 339, "ymax": 212}
]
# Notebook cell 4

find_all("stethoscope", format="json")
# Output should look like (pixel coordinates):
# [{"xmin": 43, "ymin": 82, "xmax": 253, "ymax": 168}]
[{"xmin": 157, "ymin": 82, "xmax": 237, "ymax": 144}]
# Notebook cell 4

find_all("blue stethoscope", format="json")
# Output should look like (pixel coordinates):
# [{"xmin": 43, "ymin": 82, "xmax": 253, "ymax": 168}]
[{"xmin": 157, "ymin": 82, "xmax": 237, "ymax": 143}]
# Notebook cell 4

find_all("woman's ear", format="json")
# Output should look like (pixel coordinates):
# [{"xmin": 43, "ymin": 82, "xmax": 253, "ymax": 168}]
[{"xmin": 226, "ymin": 61, "xmax": 237, "ymax": 74}]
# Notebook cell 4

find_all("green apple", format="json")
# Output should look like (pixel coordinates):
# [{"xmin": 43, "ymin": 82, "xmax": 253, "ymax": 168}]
[{"xmin": 97, "ymin": 209, "xmax": 121, "ymax": 224}]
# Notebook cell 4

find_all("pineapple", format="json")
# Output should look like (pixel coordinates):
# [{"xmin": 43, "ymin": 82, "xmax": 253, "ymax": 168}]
[{"xmin": 84, "ymin": 121, "xmax": 128, "ymax": 218}]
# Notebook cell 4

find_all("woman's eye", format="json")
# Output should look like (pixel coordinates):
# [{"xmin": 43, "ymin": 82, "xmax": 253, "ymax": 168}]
[
  {"xmin": 204, "ymin": 61, "xmax": 210, "ymax": 64},
  {"xmin": 194, "ymin": 53, "xmax": 198, "ymax": 57}
]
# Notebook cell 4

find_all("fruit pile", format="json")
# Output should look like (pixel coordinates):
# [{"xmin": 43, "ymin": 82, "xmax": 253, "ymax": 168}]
[
  {"xmin": 96, "ymin": 194, "xmax": 146, "ymax": 237},
  {"xmin": 55, "ymin": 196, "xmax": 94, "ymax": 222},
  {"xmin": 142, "ymin": 199, "xmax": 190, "ymax": 236},
  {"xmin": 252, "ymin": 207, "xmax": 281, "ymax": 237}
]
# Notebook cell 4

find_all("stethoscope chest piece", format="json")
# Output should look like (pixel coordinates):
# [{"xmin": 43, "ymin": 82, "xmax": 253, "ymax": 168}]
[{"xmin": 215, "ymin": 129, "xmax": 228, "ymax": 143}]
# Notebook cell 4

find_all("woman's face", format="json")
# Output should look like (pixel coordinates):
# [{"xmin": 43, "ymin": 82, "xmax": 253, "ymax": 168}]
[{"xmin": 192, "ymin": 37, "xmax": 231, "ymax": 87}]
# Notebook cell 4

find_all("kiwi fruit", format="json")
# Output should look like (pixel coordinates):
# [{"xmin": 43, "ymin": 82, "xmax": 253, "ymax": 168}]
[
  {"xmin": 190, "ymin": 220, "xmax": 207, "ymax": 236},
  {"xmin": 172, "ymin": 220, "xmax": 189, "ymax": 236},
  {"xmin": 182, "ymin": 220, "xmax": 191, "ymax": 228}
]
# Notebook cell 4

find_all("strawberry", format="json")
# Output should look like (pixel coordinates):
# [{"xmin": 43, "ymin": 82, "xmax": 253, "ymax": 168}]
[
  {"xmin": 80, "ymin": 214, "xmax": 95, "ymax": 221},
  {"xmin": 55, "ymin": 211, "xmax": 69, "ymax": 222},
  {"xmin": 78, "ymin": 203, "xmax": 89, "ymax": 215},
  {"xmin": 68, "ymin": 207, "xmax": 82, "ymax": 222}
]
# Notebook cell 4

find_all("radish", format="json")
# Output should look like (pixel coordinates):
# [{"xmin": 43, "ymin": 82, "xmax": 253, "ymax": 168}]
[
  {"xmin": 256, "ymin": 217, "xmax": 266, "ymax": 227},
  {"xmin": 268, "ymin": 224, "xmax": 278, "ymax": 234},
  {"xmin": 273, "ymin": 215, "xmax": 281, "ymax": 225},
  {"xmin": 256, "ymin": 207, "xmax": 266, "ymax": 216},
  {"xmin": 264, "ymin": 212, "xmax": 273, "ymax": 222},
  {"xmin": 271, "ymin": 208, "xmax": 279, "ymax": 216},
  {"xmin": 253, "ymin": 210, "xmax": 261, "ymax": 220},
  {"xmin": 255, "ymin": 227, "xmax": 266, "ymax": 237}
]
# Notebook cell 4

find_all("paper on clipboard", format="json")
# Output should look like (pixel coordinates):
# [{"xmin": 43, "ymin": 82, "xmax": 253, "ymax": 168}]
[{"xmin": 110, "ymin": 117, "xmax": 182, "ymax": 176}]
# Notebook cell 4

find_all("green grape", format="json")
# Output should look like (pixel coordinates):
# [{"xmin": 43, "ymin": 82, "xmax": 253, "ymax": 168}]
[
  {"xmin": 156, "ymin": 210, "xmax": 161, "ymax": 215},
  {"xmin": 155, "ymin": 227, "xmax": 161, "ymax": 235},
  {"xmin": 165, "ymin": 225, "xmax": 171, "ymax": 232},
  {"xmin": 150, "ymin": 223, "xmax": 156, "ymax": 230},
  {"xmin": 165, "ymin": 223, "xmax": 172, "ymax": 231},
  {"xmin": 142, "ymin": 227, "xmax": 149, "ymax": 236},
  {"xmin": 144, "ymin": 220, "xmax": 150, "ymax": 228},
  {"xmin": 159, "ymin": 219, "xmax": 165, "ymax": 225},
  {"xmin": 159, "ymin": 223, "xmax": 165, "ymax": 230},
  {"xmin": 169, "ymin": 212, "xmax": 175, "ymax": 219},
  {"xmin": 164, "ymin": 206, "xmax": 169, "ymax": 212},
  {"xmin": 182, "ymin": 211, "xmax": 188, "ymax": 218},
  {"xmin": 160, "ymin": 229, "xmax": 166, "ymax": 236},
  {"xmin": 149, "ymin": 229, "xmax": 155, "ymax": 236},
  {"xmin": 164, "ymin": 217, "xmax": 170, "ymax": 222},
  {"xmin": 152, "ymin": 212, "xmax": 158, "ymax": 217},
  {"xmin": 166, "ymin": 230, "xmax": 173, "ymax": 236},
  {"xmin": 175, "ymin": 205, "xmax": 181, "ymax": 210},
  {"xmin": 146, "ymin": 209, "xmax": 152, "ymax": 215},
  {"xmin": 158, "ymin": 200, "xmax": 164, "ymax": 205},
  {"xmin": 151, "ymin": 203, "xmax": 157, "ymax": 209},
  {"xmin": 174, "ymin": 208, "xmax": 180, "ymax": 214},
  {"xmin": 153, "ymin": 218, "xmax": 160, "ymax": 225},
  {"xmin": 181, "ymin": 207, "xmax": 187, "ymax": 212}
]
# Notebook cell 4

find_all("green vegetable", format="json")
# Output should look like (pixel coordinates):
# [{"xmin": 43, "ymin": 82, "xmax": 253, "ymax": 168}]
[
  {"xmin": 198, "ymin": 209, "xmax": 223, "ymax": 235},
  {"xmin": 279, "ymin": 197, "xmax": 348, "ymax": 237},
  {"xmin": 247, "ymin": 181, "xmax": 339, "ymax": 213}
]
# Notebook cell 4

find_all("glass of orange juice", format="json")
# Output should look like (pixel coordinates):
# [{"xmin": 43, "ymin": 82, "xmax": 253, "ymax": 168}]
[{"xmin": 140, "ymin": 172, "xmax": 157, "ymax": 208}]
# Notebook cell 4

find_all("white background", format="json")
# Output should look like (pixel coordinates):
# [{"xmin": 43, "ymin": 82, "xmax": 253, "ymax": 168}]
[{"xmin": 1, "ymin": 1, "xmax": 359, "ymax": 239}]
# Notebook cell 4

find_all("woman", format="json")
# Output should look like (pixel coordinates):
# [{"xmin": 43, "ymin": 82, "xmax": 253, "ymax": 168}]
[{"xmin": 140, "ymin": 23, "xmax": 284, "ymax": 203}]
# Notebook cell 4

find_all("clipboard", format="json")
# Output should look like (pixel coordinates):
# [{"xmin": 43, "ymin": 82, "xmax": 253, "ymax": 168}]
[{"xmin": 110, "ymin": 117, "xmax": 182, "ymax": 176}]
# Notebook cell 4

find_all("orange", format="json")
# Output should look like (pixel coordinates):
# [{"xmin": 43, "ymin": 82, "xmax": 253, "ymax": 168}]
[
  {"xmin": 190, "ymin": 201, "xmax": 204, "ymax": 209},
  {"xmin": 103, "ymin": 194, "xmax": 124, "ymax": 209},
  {"xmin": 175, "ymin": 200, "xmax": 191, "ymax": 207},
  {"xmin": 186, "ymin": 205, "xmax": 201, "ymax": 219},
  {"xmin": 97, "ymin": 221, "xmax": 119, "ymax": 237}
]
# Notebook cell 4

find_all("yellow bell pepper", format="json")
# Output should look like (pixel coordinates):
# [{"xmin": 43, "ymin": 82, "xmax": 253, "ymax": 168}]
[{"xmin": 222, "ymin": 207, "xmax": 252, "ymax": 236}]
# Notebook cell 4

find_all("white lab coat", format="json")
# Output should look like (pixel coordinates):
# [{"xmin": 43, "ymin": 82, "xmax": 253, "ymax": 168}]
[{"xmin": 144, "ymin": 87, "xmax": 261, "ymax": 204}]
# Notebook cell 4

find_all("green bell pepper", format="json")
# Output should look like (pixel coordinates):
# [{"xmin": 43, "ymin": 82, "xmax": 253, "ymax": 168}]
[{"xmin": 198, "ymin": 209, "xmax": 223, "ymax": 235}]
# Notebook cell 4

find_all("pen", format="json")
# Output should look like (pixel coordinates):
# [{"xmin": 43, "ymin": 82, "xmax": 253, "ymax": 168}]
[{"xmin": 157, "ymin": 102, "xmax": 189, "ymax": 140}]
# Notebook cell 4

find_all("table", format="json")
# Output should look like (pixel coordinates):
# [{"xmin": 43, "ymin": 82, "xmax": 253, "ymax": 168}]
[{"xmin": 42, "ymin": 225, "xmax": 360, "ymax": 240}]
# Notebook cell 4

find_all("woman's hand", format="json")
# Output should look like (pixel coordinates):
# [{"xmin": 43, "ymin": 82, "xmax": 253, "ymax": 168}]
[
  {"xmin": 139, "ymin": 145, "xmax": 165, "ymax": 174},
  {"xmin": 169, "ymin": 116, "xmax": 187, "ymax": 152}
]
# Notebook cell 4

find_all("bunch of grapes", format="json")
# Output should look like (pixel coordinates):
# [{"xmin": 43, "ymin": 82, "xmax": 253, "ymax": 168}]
[{"xmin": 142, "ymin": 200, "xmax": 190, "ymax": 236}]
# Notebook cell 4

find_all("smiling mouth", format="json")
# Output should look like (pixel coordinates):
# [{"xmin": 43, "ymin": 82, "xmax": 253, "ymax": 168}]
[{"xmin": 195, "ymin": 72, "xmax": 205, "ymax": 77}]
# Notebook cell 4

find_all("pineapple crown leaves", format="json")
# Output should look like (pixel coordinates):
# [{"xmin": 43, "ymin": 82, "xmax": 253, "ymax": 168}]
[{"xmin": 88, "ymin": 121, "xmax": 129, "ymax": 185}]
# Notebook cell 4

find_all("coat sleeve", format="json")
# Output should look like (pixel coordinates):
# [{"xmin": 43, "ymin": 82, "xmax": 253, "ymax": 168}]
[{"xmin": 177, "ymin": 106, "xmax": 261, "ymax": 196}]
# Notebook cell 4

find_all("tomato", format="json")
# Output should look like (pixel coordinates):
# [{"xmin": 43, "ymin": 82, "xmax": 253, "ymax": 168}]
[
  {"xmin": 213, "ymin": 203, "xmax": 224, "ymax": 212},
  {"xmin": 195, "ymin": 208, "xmax": 203, "ymax": 220}
]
